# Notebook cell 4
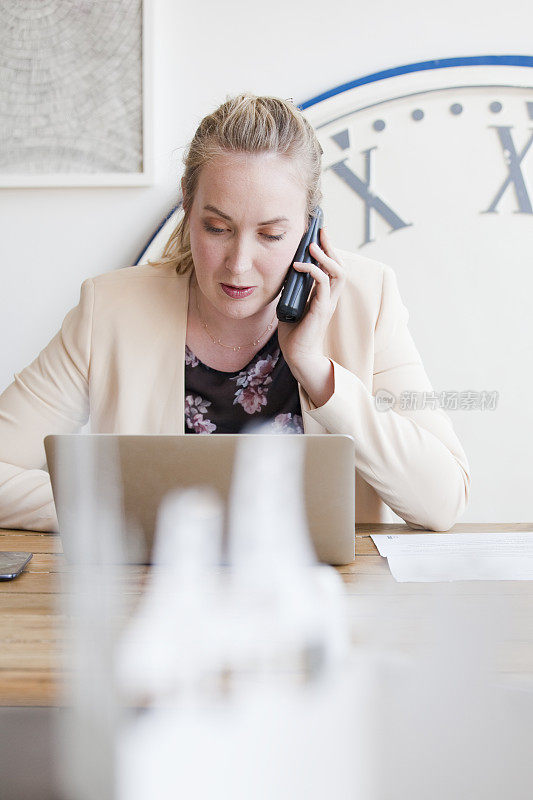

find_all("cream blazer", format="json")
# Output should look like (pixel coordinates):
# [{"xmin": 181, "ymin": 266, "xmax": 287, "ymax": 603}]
[{"xmin": 0, "ymin": 249, "xmax": 470, "ymax": 533}]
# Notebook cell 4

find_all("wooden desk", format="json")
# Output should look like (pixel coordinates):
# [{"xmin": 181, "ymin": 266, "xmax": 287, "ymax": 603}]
[{"xmin": 1, "ymin": 523, "xmax": 532, "ymax": 706}]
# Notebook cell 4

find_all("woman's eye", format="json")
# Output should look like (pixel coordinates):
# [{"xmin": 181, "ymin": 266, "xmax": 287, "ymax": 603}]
[
  {"xmin": 203, "ymin": 223, "xmax": 284, "ymax": 241},
  {"xmin": 204, "ymin": 224, "xmax": 226, "ymax": 234},
  {"xmin": 261, "ymin": 233, "xmax": 285, "ymax": 241}
]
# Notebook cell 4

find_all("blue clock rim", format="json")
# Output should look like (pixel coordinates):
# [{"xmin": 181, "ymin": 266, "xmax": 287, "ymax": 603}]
[{"xmin": 298, "ymin": 55, "xmax": 533, "ymax": 110}]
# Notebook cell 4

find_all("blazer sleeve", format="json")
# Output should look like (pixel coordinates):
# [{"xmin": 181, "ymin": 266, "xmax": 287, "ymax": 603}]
[
  {"xmin": 0, "ymin": 279, "xmax": 94, "ymax": 531},
  {"xmin": 305, "ymin": 264, "xmax": 471, "ymax": 531}
]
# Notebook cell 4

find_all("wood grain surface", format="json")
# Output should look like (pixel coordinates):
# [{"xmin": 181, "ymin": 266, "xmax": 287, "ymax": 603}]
[{"xmin": 1, "ymin": 523, "xmax": 532, "ymax": 706}]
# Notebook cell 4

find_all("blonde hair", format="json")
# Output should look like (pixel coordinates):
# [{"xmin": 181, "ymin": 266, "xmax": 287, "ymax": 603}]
[{"xmin": 151, "ymin": 92, "xmax": 323, "ymax": 275}]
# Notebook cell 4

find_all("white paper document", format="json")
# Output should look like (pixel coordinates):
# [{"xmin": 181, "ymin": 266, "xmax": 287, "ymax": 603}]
[{"xmin": 370, "ymin": 532, "xmax": 533, "ymax": 582}]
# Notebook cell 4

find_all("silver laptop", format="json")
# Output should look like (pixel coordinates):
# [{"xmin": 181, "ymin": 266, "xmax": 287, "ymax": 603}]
[{"xmin": 44, "ymin": 434, "xmax": 355, "ymax": 565}]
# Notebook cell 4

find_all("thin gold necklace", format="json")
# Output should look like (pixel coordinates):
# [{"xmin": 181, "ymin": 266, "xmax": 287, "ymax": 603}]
[{"xmin": 194, "ymin": 284, "xmax": 277, "ymax": 352}]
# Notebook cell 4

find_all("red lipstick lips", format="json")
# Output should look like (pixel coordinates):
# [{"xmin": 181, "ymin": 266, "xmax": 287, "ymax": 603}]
[{"xmin": 221, "ymin": 284, "xmax": 256, "ymax": 299}]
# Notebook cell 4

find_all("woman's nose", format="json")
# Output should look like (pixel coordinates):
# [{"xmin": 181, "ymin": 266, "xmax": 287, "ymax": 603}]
[{"xmin": 225, "ymin": 236, "xmax": 254, "ymax": 275}]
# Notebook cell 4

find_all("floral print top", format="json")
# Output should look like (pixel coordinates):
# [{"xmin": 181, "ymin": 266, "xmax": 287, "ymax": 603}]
[{"xmin": 185, "ymin": 329, "xmax": 304, "ymax": 435}]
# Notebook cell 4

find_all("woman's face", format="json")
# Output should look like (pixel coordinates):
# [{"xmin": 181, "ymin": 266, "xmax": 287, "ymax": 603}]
[{"xmin": 186, "ymin": 150, "xmax": 309, "ymax": 322}]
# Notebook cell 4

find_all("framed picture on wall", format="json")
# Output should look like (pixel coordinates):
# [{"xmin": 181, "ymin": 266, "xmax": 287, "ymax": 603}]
[{"xmin": 0, "ymin": 0, "xmax": 151, "ymax": 187}]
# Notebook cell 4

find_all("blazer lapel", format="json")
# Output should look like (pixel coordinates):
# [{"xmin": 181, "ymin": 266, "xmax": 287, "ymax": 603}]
[{"xmin": 173, "ymin": 270, "xmax": 192, "ymax": 434}]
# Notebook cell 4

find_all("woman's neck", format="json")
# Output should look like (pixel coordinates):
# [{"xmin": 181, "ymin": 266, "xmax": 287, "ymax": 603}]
[{"xmin": 189, "ymin": 274, "xmax": 278, "ymax": 349}]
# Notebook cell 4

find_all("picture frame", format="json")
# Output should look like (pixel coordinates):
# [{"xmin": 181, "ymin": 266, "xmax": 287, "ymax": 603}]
[{"xmin": 0, "ymin": 0, "xmax": 152, "ymax": 188}]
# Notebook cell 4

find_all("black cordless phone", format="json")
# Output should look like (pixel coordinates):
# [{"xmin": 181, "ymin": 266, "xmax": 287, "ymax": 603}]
[{"xmin": 276, "ymin": 206, "xmax": 324, "ymax": 323}]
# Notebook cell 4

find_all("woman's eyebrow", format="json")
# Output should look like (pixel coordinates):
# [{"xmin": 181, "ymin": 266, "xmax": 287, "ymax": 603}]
[{"xmin": 203, "ymin": 204, "xmax": 289, "ymax": 225}]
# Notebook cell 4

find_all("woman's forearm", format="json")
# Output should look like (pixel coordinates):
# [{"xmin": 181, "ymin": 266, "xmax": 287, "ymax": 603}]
[
  {"xmin": 287, "ymin": 355, "xmax": 335, "ymax": 409},
  {"xmin": 0, "ymin": 461, "xmax": 58, "ymax": 531}
]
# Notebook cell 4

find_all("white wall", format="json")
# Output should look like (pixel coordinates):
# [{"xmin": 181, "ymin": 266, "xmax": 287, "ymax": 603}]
[{"xmin": 1, "ymin": 0, "xmax": 531, "ymax": 522}]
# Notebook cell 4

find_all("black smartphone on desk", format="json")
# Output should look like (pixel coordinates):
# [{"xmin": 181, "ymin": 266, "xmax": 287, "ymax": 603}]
[{"xmin": 276, "ymin": 206, "xmax": 324, "ymax": 323}]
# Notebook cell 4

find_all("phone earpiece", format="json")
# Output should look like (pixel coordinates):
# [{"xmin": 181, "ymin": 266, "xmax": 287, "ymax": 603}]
[{"xmin": 276, "ymin": 206, "xmax": 324, "ymax": 323}]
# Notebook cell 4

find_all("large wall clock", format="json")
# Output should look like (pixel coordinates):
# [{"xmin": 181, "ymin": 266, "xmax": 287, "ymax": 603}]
[{"xmin": 139, "ymin": 57, "xmax": 533, "ymax": 522}]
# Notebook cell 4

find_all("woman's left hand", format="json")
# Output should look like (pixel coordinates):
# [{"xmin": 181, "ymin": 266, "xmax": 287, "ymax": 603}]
[{"xmin": 277, "ymin": 227, "xmax": 346, "ymax": 371}]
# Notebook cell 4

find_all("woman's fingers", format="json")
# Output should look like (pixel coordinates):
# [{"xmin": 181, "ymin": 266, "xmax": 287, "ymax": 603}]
[
  {"xmin": 319, "ymin": 227, "xmax": 338, "ymax": 260},
  {"xmin": 308, "ymin": 234, "xmax": 346, "ymax": 305},
  {"xmin": 309, "ymin": 238, "xmax": 344, "ymax": 279},
  {"xmin": 292, "ymin": 229, "xmax": 346, "ymax": 315},
  {"xmin": 293, "ymin": 261, "xmax": 332, "ymax": 311}
]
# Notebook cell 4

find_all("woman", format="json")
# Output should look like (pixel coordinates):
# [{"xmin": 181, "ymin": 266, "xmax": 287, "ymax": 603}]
[{"xmin": 0, "ymin": 93, "xmax": 470, "ymax": 532}]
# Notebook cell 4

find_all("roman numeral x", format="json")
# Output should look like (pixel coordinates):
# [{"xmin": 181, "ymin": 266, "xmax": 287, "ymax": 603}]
[
  {"xmin": 327, "ymin": 133, "xmax": 411, "ymax": 245},
  {"xmin": 484, "ymin": 126, "xmax": 533, "ymax": 214}
]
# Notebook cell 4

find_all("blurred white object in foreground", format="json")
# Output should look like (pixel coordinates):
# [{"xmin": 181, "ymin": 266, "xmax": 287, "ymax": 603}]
[
  {"xmin": 116, "ymin": 430, "xmax": 358, "ymax": 799},
  {"xmin": 116, "ymin": 486, "xmax": 224, "ymax": 700},
  {"xmin": 225, "ymin": 430, "xmax": 350, "ymax": 678}
]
